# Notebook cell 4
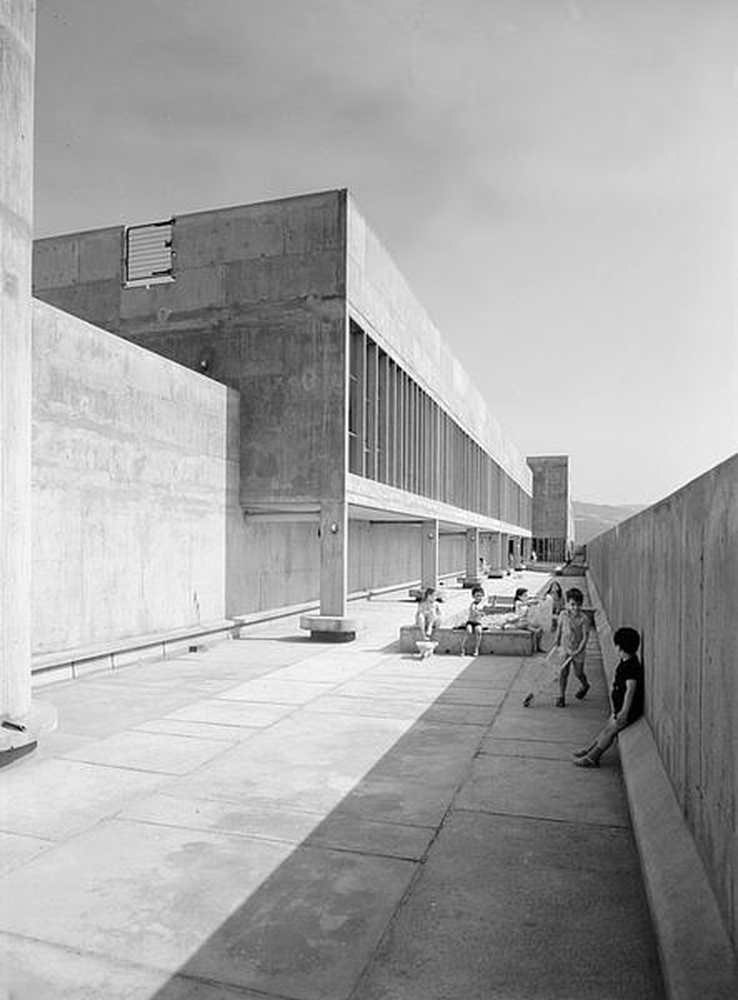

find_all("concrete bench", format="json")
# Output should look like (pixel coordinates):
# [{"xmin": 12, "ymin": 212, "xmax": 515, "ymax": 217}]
[{"xmin": 400, "ymin": 625, "xmax": 541, "ymax": 656}]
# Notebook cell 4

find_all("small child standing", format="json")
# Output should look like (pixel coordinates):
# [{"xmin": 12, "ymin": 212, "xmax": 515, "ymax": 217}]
[
  {"xmin": 415, "ymin": 587, "xmax": 441, "ymax": 640},
  {"xmin": 553, "ymin": 587, "xmax": 591, "ymax": 706},
  {"xmin": 573, "ymin": 626, "xmax": 644, "ymax": 767},
  {"xmin": 460, "ymin": 585, "xmax": 490, "ymax": 656}
]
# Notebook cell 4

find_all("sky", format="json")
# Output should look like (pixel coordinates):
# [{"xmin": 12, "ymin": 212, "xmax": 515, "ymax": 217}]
[{"xmin": 33, "ymin": 0, "xmax": 737, "ymax": 505}]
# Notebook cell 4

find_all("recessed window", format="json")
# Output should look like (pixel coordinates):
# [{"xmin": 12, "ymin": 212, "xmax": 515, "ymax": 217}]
[{"xmin": 124, "ymin": 219, "xmax": 175, "ymax": 287}]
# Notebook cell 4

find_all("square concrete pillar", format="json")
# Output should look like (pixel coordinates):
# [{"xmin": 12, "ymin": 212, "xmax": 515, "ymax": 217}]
[
  {"xmin": 300, "ymin": 500, "xmax": 359, "ymax": 642},
  {"xmin": 420, "ymin": 520, "xmax": 439, "ymax": 590},
  {"xmin": 462, "ymin": 527, "xmax": 483, "ymax": 588},
  {"xmin": 488, "ymin": 532, "xmax": 504, "ymax": 577}
]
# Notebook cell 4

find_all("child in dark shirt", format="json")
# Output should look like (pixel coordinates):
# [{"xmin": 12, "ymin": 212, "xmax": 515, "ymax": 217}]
[{"xmin": 573, "ymin": 626, "xmax": 644, "ymax": 768}]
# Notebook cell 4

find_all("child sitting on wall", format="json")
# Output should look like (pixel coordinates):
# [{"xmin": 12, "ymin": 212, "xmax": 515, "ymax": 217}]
[
  {"xmin": 573, "ymin": 626, "xmax": 644, "ymax": 767},
  {"xmin": 415, "ymin": 587, "xmax": 442, "ymax": 641}
]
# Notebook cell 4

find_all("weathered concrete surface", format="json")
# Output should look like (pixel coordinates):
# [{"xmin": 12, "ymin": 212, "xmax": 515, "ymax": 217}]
[
  {"xmin": 0, "ymin": 0, "xmax": 35, "ymax": 720},
  {"xmin": 0, "ymin": 581, "xmax": 664, "ymax": 999},
  {"xmin": 346, "ymin": 195, "xmax": 531, "ymax": 496},
  {"xmin": 526, "ymin": 454, "xmax": 574, "ymax": 562},
  {"xmin": 589, "ymin": 570, "xmax": 738, "ymax": 1000},
  {"xmin": 31, "ymin": 300, "xmax": 239, "ymax": 654},
  {"xmin": 587, "ymin": 454, "xmax": 738, "ymax": 958}
]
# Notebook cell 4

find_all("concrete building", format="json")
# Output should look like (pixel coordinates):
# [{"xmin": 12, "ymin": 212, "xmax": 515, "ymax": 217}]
[
  {"xmin": 526, "ymin": 454, "xmax": 574, "ymax": 563},
  {"xmin": 33, "ymin": 192, "xmax": 542, "ymax": 641}
]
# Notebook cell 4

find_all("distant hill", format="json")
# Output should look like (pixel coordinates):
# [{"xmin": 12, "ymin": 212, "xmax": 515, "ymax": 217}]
[{"xmin": 573, "ymin": 501, "xmax": 648, "ymax": 545}]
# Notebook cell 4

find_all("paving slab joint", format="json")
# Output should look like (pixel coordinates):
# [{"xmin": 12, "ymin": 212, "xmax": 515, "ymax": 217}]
[{"xmin": 586, "ymin": 571, "xmax": 738, "ymax": 1000}]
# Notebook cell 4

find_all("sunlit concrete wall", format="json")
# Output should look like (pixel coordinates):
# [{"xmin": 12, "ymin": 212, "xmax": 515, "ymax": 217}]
[
  {"xmin": 587, "ymin": 454, "xmax": 737, "ymax": 948},
  {"xmin": 32, "ymin": 300, "xmax": 240, "ymax": 654}
]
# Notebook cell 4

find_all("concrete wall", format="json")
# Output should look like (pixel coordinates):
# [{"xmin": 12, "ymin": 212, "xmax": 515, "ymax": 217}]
[
  {"xmin": 32, "ymin": 299, "xmax": 240, "ymax": 653},
  {"xmin": 347, "ymin": 195, "xmax": 531, "ymax": 496},
  {"xmin": 348, "ymin": 523, "xmax": 465, "ymax": 594},
  {"xmin": 34, "ymin": 191, "xmax": 348, "ymax": 507},
  {"xmin": 527, "ymin": 455, "xmax": 572, "ymax": 539},
  {"xmin": 586, "ymin": 454, "xmax": 738, "ymax": 949}
]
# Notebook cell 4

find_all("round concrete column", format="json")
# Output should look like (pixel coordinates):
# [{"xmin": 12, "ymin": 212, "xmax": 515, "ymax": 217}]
[{"xmin": 0, "ymin": 2, "xmax": 35, "ymax": 721}]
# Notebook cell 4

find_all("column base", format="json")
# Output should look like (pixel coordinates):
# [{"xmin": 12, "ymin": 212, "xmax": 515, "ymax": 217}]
[
  {"xmin": 461, "ymin": 576, "xmax": 484, "ymax": 589},
  {"xmin": 1, "ymin": 699, "xmax": 57, "ymax": 769},
  {"xmin": 299, "ymin": 615, "xmax": 360, "ymax": 643}
]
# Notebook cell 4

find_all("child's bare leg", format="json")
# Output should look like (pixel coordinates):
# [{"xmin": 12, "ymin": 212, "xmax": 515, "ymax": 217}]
[
  {"xmin": 461, "ymin": 624, "xmax": 472, "ymax": 655},
  {"xmin": 572, "ymin": 660, "xmax": 590, "ymax": 699},
  {"xmin": 574, "ymin": 717, "xmax": 625, "ymax": 766},
  {"xmin": 557, "ymin": 663, "xmax": 570, "ymax": 706},
  {"xmin": 472, "ymin": 625, "xmax": 482, "ymax": 656}
]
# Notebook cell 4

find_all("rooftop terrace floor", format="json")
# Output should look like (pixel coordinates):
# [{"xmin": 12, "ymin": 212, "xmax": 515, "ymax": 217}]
[{"xmin": 1, "ymin": 573, "xmax": 664, "ymax": 999}]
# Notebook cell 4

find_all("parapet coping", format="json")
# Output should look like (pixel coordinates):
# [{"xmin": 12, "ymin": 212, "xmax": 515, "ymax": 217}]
[{"xmin": 586, "ymin": 572, "xmax": 738, "ymax": 1000}]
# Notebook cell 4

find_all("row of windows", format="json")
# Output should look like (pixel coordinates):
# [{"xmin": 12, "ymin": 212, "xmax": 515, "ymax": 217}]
[{"xmin": 348, "ymin": 322, "xmax": 531, "ymax": 528}]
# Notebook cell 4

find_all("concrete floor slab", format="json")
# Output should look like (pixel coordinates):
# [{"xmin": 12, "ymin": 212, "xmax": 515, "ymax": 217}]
[
  {"xmin": 165, "ymin": 712, "xmax": 410, "ymax": 813},
  {"xmin": 40, "ymin": 680, "xmax": 199, "ymax": 737},
  {"xmin": 163, "ymin": 698, "xmax": 296, "ymax": 728},
  {"xmin": 216, "ymin": 677, "xmax": 336, "ymax": 704},
  {"xmin": 0, "ymin": 819, "xmax": 416, "ymax": 1000},
  {"xmin": 133, "ymin": 717, "xmax": 262, "ymax": 742},
  {"xmin": 62, "ymin": 730, "xmax": 234, "ymax": 775},
  {"xmin": 489, "ymin": 703, "xmax": 605, "ymax": 744},
  {"xmin": 352, "ymin": 810, "xmax": 664, "ymax": 1000},
  {"xmin": 301, "ymin": 695, "xmax": 432, "ymax": 721},
  {"xmin": 455, "ymin": 753, "xmax": 630, "ymax": 828},
  {"xmin": 0, "ymin": 758, "xmax": 165, "ymax": 840},
  {"xmin": 0, "ymin": 933, "xmax": 267, "ymax": 1000},
  {"xmin": 418, "ymin": 702, "xmax": 500, "ymax": 727},
  {"xmin": 118, "ymin": 792, "xmax": 324, "ymax": 845},
  {"xmin": 479, "ymin": 736, "xmax": 580, "ymax": 761},
  {"xmin": 304, "ymin": 812, "xmax": 434, "ymax": 861},
  {"xmin": 0, "ymin": 830, "xmax": 52, "ymax": 875}
]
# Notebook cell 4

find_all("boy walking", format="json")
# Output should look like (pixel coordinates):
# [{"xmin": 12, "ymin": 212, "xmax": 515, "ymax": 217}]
[
  {"xmin": 573, "ymin": 626, "xmax": 644, "ymax": 767},
  {"xmin": 553, "ymin": 587, "xmax": 590, "ymax": 707}
]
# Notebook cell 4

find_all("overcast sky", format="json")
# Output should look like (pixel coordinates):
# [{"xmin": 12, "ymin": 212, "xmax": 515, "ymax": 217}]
[{"xmin": 34, "ymin": 0, "xmax": 737, "ymax": 505}]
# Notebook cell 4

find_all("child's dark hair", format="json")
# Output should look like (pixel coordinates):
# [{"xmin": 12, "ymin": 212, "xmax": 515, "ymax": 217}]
[
  {"xmin": 613, "ymin": 626, "xmax": 640, "ymax": 655},
  {"xmin": 549, "ymin": 581, "xmax": 563, "ymax": 597},
  {"xmin": 471, "ymin": 585, "xmax": 485, "ymax": 598},
  {"xmin": 421, "ymin": 587, "xmax": 435, "ymax": 601},
  {"xmin": 514, "ymin": 587, "xmax": 528, "ymax": 603},
  {"xmin": 565, "ymin": 587, "xmax": 584, "ymax": 605}
]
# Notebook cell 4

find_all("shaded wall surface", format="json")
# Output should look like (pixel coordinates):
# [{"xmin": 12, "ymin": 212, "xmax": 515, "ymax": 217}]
[
  {"xmin": 587, "ymin": 454, "xmax": 737, "ymax": 948},
  {"xmin": 32, "ymin": 300, "xmax": 240, "ymax": 654}
]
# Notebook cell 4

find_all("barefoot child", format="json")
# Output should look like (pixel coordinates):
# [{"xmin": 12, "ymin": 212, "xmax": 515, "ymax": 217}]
[
  {"xmin": 573, "ymin": 626, "xmax": 644, "ymax": 767},
  {"xmin": 415, "ymin": 587, "xmax": 441, "ymax": 641},
  {"xmin": 460, "ymin": 585, "xmax": 491, "ymax": 656},
  {"xmin": 553, "ymin": 587, "xmax": 590, "ymax": 707}
]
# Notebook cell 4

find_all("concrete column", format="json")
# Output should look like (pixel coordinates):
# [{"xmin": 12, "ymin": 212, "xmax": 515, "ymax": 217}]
[
  {"xmin": 462, "ymin": 527, "xmax": 482, "ymax": 588},
  {"xmin": 319, "ymin": 500, "xmax": 347, "ymax": 617},
  {"xmin": 420, "ymin": 520, "xmax": 439, "ymax": 590},
  {"xmin": 1, "ymin": 2, "xmax": 34, "ymax": 724},
  {"xmin": 500, "ymin": 533, "xmax": 510, "ymax": 573},
  {"xmin": 488, "ymin": 532, "xmax": 504, "ymax": 577},
  {"xmin": 300, "ymin": 500, "xmax": 358, "ymax": 641}
]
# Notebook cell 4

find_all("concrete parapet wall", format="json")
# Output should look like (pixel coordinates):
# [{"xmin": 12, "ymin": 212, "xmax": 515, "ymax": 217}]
[
  {"xmin": 32, "ymin": 299, "xmax": 240, "ymax": 653},
  {"xmin": 587, "ymin": 454, "xmax": 738, "ymax": 952}
]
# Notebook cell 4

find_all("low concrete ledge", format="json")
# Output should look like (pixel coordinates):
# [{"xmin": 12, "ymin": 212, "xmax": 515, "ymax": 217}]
[
  {"xmin": 400, "ymin": 625, "xmax": 540, "ymax": 656},
  {"xmin": 31, "ymin": 619, "xmax": 243, "ymax": 686},
  {"xmin": 587, "ymin": 573, "xmax": 738, "ymax": 1000},
  {"xmin": 1, "ymin": 700, "xmax": 58, "ymax": 769},
  {"xmin": 299, "ymin": 615, "xmax": 361, "ymax": 642}
]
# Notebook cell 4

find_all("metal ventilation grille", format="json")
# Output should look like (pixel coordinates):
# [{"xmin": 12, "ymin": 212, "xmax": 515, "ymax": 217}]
[{"xmin": 124, "ymin": 219, "xmax": 174, "ymax": 285}]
